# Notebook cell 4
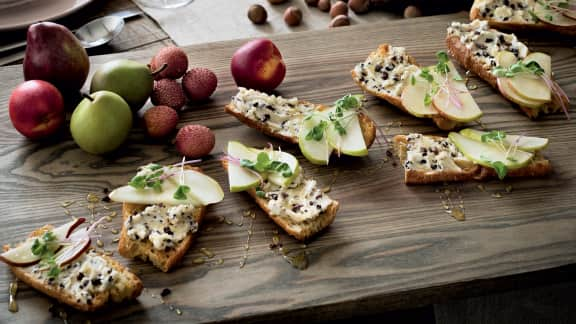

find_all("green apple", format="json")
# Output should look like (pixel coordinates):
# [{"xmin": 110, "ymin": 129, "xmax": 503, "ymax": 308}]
[
  {"xmin": 401, "ymin": 69, "xmax": 439, "ymax": 118},
  {"xmin": 227, "ymin": 141, "xmax": 261, "ymax": 192},
  {"xmin": 459, "ymin": 128, "xmax": 549, "ymax": 152},
  {"xmin": 267, "ymin": 150, "xmax": 300, "ymax": 186},
  {"xmin": 298, "ymin": 113, "xmax": 332, "ymax": 165},
  {"xmin": 449, "ymin": 132, "xmax": 534, "ymax": 170},
  {"xmin": 109, "ymin": 168, "xmax": 224, "ymax": 206},
  {"xmin": 431, "ymin": 61, "xmax": 483, "ymax": 122},
  {"xmin": 326, "ymin": 109, "xmax": 368, "ymax": 157},
  {"xmin": 70, "ymin": 91, "xmax": 133, "ymax": 155}
]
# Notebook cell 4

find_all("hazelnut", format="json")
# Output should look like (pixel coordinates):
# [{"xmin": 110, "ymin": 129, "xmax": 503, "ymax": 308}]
[
  {"xmin": 403, "ymin": 5, "xmax": 423, "ymax": 18},
  {"xmin": 330, "ymin": 1, "xmax": 348, "ymax": 18},
  {"xmin": 248, "ymin": 4, "xmax": 268, "ymax": 24},
  {"xmin": 305, "ymin": 0, "xmax": 319, "ymax": 6},
  {"xmin": 317, "ymin": 0, "xmax": 331, "ymax": 12},
  {"xmin": 267, "ymin": 0, "xmax": 287, "ymax": 4},
  {"xmin": 349, "ymin": 0, "xmax": 370, "ymax": 14},
  {"xmin": 329, "ymin": 14, "xmax": 350, "ymax": 28},
  {"xmin": 284, "ymin": 6, "xmax": 303, "ymax": 26}
]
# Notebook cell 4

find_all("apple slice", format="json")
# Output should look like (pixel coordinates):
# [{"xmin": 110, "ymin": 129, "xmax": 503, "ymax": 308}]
[
  {"xmin": 459, "ymin": 128, "xmax": 549, "ymax": 152},
  {"xmin": 326, "ymin": 110, "xmax": 368, "ymax": 157},
  {"xmin": 534, "ymin": 1, "xmax": 576, "ymax": 26},
  {"xmin": 109, "ymin": 169, "xmax": 224, "ymax": 206},
  {"xmin": 449, "ymin": 132, "xmax": 534, "ymax": 170},
  {"xmin": 298, "ymin": 114, "xmax": 332, "ymax": 165},
  {"xmin": 227, "ymin": 141, "xmax": 261, "ymax": 192},
  {"xmin": 267, "ymin": 150, "xmax": 300, "ymax": 187},
  {"xmin": 401, "ymin": 71, "xmax": 438, "ymax": 118},
  {"xmin": 0, "ymin": 218, "xmax": 86, "ymax": 267},
  {"xmin": 54, "ymin": 235, "xmax": 91, "ymax": 266}
]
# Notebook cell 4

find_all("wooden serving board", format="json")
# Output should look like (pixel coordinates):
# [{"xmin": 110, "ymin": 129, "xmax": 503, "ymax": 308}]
[{"xmin": 1, "ymin": 13, "xmax": 575, "ymax": 323}]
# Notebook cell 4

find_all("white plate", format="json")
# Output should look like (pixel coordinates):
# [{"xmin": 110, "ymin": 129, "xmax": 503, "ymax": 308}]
[{"xmin": 0, "ymin": 0, "xmax": 93, "ymax": 31}]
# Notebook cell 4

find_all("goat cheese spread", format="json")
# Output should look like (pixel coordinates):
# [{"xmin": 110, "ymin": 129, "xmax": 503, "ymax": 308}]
[
  {"xmin": 260, "ymin": 169, "xmax": 333, "ymax": 226},
  {"xmin": 30, "ymin": 251, "xmax": 124, "ymax": 306},
  {"xmin": 229, "ymin": 87, "xmax": 317, "ymax": 138},
  {"xmin": 475, "ymin": 0, "xmax": 535, "ymax": 23},
  {"xmin": 448, "ymin": 20, "xmax": 528, "ymax": 69},
  {"xmin": 353, "ymin": 45, "xmax": 419, "ymax": 97},
  {"xmin": 126, "ymin": 203, "xmax": 198, "ymax": 251},
  {"xmin": 403, "ymin": 134, "xmax": 469, "ymax": 172}
]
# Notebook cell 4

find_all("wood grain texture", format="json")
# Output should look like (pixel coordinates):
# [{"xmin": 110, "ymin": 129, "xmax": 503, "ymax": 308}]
[{"xmin": 0, "ymin": 12, "xmax": 575, "ymax": 323}]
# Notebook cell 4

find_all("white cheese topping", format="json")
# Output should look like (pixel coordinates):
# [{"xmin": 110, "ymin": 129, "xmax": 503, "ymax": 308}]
[
  {"xmin": 30, "ymin": 251, "xmax": 121, "ymax": 306},
  {"xmin": 353, "ymin": 45, "xmax": 419, "ymax": 97},
  {"xmin": 260, "ymin": 168, "xmax": 333, "ymax": 224},
  {"xmin": 229, "ymin": 87, "xmax": 317, "ymax": 138},
  {"xmin": 403, "ymin": 134, "xmax": 469, "ymax": 172},
  {"xmin": 475, "ymin": 0, "xmax": 536, "ymax": 23},
  {"xmin": 126, "ymin": 204, "xmax": 198, "ymax": 250},
  {"xmin": 447, "ymin": 20, "xmax": 528, "ymax": 69}
]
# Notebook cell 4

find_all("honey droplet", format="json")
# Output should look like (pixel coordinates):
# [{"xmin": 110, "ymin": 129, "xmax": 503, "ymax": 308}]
[
  {"xmin": 96, "ymin": 239, "xmax": 104, "ymax": 248},
  {"xmin": 8, "ymin": 281, "xmax": 18, "ymax": 313},
  {"xmin": 86, "ymin": 193, "xmax": 100, "ymax": 203},
  {"xmin": 451, "ymin": 208, "xmax": 465, "ymax": 221},
  {"xmin": 491, "ymin": 192, "xmax": 503, "ymax": 198},
  {"xmin": 192, "ymin": 257, "xmax": 205, "ymax": 264},
  {"xmin": 200, "ymin": 248, "xmax": 214, "ymax": 258}
]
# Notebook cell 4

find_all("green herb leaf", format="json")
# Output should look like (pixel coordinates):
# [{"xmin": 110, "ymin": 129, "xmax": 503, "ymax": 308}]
[
  {"xmin": 305, "ymin": 120, "xmax": 328, "ymax": 141},
  {"xmin": 491, "ymin": 161, "xmax": 508, "ymax": 180},
  {"xmin": 334, "ymin": 94, "xmax": 362, "ymax": 111},
  {"xmin": 453, "ymin": 74, "xmax": 464, "ymax": 81},
  {"xmin": 527, "ymin": 10, "xmax": 540, "ymax": 22},
  {"xmin": 419, "ymin": 67, "xmax": 434, "ymax": 83},
  {"xmin": 256, "ymin": 190, "xmax": 265, "ymax": 198},
  {"xmin": 424, "ymin": 93, "xmax": 433, "ymax": 106},
  {"xmin": 173, "ymin": 185, "xmax": 191, "ymax": 200},
  {"xmin": 148, "ymin": 164, "xmax": 163, "ymax": 171},
  {"xmin": 492, "ymin": 60, "xmax": 544, "ymax": 78},
  {"xmin": 128, "ymin": 175, "xmax": 146, "ymax": 189},
  {"xmin": 333, "ymin": 120, "xmax": 347, "ymax": 136},
  {"xmin": 435, "ymin": 51, "xmax": 451, "ymax": 74},
  {"xmin": 410, "ymin": 75, "xmax": 416, "ymax": 86},
  {"xmin": 481, "ymin": 130, "xmax": 506, "ymax": 143},
  {"xmin": 241, "ymin": 152, "xmax": 293, "ymax": 178}
]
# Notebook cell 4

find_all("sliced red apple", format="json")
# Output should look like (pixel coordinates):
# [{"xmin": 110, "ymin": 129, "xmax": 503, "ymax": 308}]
[
  {"xmin": 54, "ymin": 235, "xmax": 91, "ymax": 266},
  {"xmin": 431, "ymin": 62, "xmax": 482, "ymax": 122},
  {"xmin": 0, "ymin": 218, "xmax": 85, "ymax": 267},
  {"xmin": 534, "ymin": 1, "xmax": 576, "ymax": 26}
]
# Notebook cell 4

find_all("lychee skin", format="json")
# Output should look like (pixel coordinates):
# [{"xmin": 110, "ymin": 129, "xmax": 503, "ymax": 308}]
[
  {"xmin": 174, "ymin": 124, "xmax": 215, "ymax": 158},
  {"xmin": 151, "ymin": 79, "xmax": 186, "ymax": 110},
  {"xmin": 182, "ymin": 68, "xmax": 218, "ymax": 102},
  {"xmin": 150, "ymin": 46, "xmax": 189, "ymax": 80},
  {"xmin": 143, "ymin": 105, "xmax": 179, "ymax": 138}
]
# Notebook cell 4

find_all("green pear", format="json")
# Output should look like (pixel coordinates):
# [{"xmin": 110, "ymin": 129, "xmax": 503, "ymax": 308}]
[
  {"xmin": 70, "ymin": 91, "xmax": 133, "ymax": 154},
  {"xmin": 90, "ymin": 59, "xmax": 157, "ymax": 111}
]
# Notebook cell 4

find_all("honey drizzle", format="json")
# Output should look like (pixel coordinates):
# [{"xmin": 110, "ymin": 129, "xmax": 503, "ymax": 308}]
[
  {"xmin": 439, "ymin": 185, "xmax": 466, "ymax": 221},
  {"xmin": 8, "ymin": 281, "xmax": 18, "ymax": 313}
]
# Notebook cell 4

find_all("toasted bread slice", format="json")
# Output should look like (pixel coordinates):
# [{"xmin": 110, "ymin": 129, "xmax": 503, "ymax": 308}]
[
  {"xmin": 118, "ymin": 166, "xmax": 206, "ymax": 272},
  {"xmin": 393, "ymin": 134, "xmax": 552, "ymax": 184},
  {"xmin": 225, "ymin": 88, "xmax": 377, "ymax": 148},
  {"xmin": 3, "ymin": 225, "xmax": 142, "ymax": 312},
  {"xmin": 351, "ymin": 44, "xmax": 463, "ymax": 131},
  {"xmin": 221, "ymin": 160, "xmax": 338, "ymax": 241},
  {"xmin": 446, "ymin": 20, "xmax": 567, "ymax": 118},
  {"xmin": 470, "ymin": 0, "xmax": 576, "ymax": 36}
]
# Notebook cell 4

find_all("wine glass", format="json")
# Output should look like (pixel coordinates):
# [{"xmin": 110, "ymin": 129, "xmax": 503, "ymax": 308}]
[{"xmin": 134, "ymin": 0, "xmax": 193, "ymax": 9}]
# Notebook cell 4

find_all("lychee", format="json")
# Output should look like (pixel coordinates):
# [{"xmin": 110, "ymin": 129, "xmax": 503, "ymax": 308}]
[
  {"xmin": 182, "ymin": 68, "xmax": 218, "ymax": 102},
  {"xmin": 143, "ymin": 106, "xmax": 179, "ymax": 138},
  {"xmin": 151, "ymin": 79, "xmax": 186, "ymax": 110},
  {"xmin": 150, "ymin": 46, "xmax": 188, "ymax": 80},
  {"xmin": 174, "ymin": 124, "xmax": 215, "ymax": 158}
]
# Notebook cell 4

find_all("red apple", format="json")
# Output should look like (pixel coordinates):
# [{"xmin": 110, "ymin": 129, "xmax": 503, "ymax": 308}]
[
  {"xmin": 231, "ymin": 38, "xmax": 286, "ymax": 92},
  {"xmin": 9, "ymin": 80, "xmax": 65, "ymax": 140}
]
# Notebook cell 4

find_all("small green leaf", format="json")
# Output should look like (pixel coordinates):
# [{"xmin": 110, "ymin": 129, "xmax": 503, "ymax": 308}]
[
  {"xmin": 491, "ymin": 161, "xmax": 508, "ymax": 180},
  {"xmin": 256, "ymin": 190, "xmax": 265, "ymax": 198},
  {"xmin": 481, "ymin": 130, "xmax": 506, "ymax": 143},
  {"xmin": 424, "ymin": 93, "xmax": 433, "ymax": 106},
  {"xmin": 305, "ymin": 120, "xmax": 328, "ymax": 141},
  {"xmin": 410, "ymin": 75, "xmax": 416, "ymax": 86},
  {"xmin": 453, "ymin": 74, "xmax": 464, "ymax": 81},
  {"xmin": 173, "ymin": 185, "xmax": 191, "ymax": 200},
  {"xmin": 419, "ymin": 67, "xmax": 434, "ymax": 83},
  {"xmin": 148, "ymin": 164, "xmax": 163, "ymax": 171},
  {"xmin": 435, "ymin": 51, "xmax": 451, "ymax": 74},
  {"xmin": 128, "ymin": 175, "xmax": 146, "ymax": 189}
]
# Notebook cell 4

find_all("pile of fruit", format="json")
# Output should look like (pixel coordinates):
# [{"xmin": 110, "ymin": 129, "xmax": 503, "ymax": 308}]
[{"xmin": 8, "ymin": 22, "xmax": 220, "ymax": 158}]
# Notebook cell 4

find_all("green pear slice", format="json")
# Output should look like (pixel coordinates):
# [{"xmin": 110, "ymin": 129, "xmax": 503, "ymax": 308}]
[
  {"xmin": 496, "ymin": 51, "xmax": 517, "ymax": 68},
  {"xmin": 227, "ymin": 141, "xmax": 261, "ymax": 192},
  {"xmin": 507, "ymin": 52, "xmax": 551, "ymax": 102},
  {"xmin": 497, "ymin": 77, "xmax": 547, "ymax": 109},
  {"xmin": 267, "ymin": 150, "xmax": 300, "ymax": 187},
  {"xmin": 326, "ymin": 110, "xmax": 368, "ymax": 157},
  {"xmin": 400, "ymin": 70, "xmax": 438, "ymax": 118},
  {"xmin": 448, "ymin": 132, "xmax": 534, "ymax": 170},
  {"xmin": 459, "ymin": 128, "xmax": 549, "ymax": 152},
  {"xmin": 298, "ymin": 114, "xmax": 332, "ymax": 165},
  {"xmin": 109, "ymin": 169, "xmax": 224, "ymax": 206},
  {"xmin": 431, "ymin": 62, "xmax": 482, "ymax": 122},
  {"xmin": 534, "ymin": 1, "xmax": 576, "ymax": 26}
]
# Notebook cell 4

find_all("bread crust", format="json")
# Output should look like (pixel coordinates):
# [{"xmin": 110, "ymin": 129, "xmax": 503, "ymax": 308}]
[
  {"xmin": 393, "ymin": 135, "xmax": 552, "ymax": 184},
  {"xmin": 351, "ymin": 44, "xmax": 464, "ymax": 131},
  {"xmin": 221, "ymin": 160, "xmax": 338, "ymax": 241},
  {"xmin": 117, "ymin": 166, "xmax": 206, "ymax": 272},
  {"xmin": 3, "ymin": 226, "xmax": 142, "ymax": 312},
  {"xmin": 225, "ymin": 101, "xmax": 377, "ymax": 149},
  {"xmin": 469, "ymin": 6, "xmax": 576, "ymax": 36}
]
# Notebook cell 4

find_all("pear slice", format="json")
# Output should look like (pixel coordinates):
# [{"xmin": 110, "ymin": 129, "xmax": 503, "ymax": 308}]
[
  {"xmin": 534, "ymin": 1, "xmax": 576, "ymax": 26},
  {"xmin": 507, "ymin": 52, "xmax": 551, "ymax": 103},
  {"xmin": 401, "ymin": 71, "xmax": 438, "ymax": 118},
  {"xmin": 496, "ymin": 50, "xmax": 517, "ymax": 68},
  {"xmin": 227, "ymin": 141, "xmax": 261, "ymax": 192},
  {"xmin": 326, "ymin": 110, "xmax": 368, "ymax": 157},
  {"xmin": 267, "ymin": 150, "xmax": 300, "ymax": 187},
  {"xmin": 459, "ymin": 128, "xmax": 549, "ymax": 152},
  {"xmin": 109, "ymin": 169, "xmax": 224, "ymax": 206},
  {"xmin": 431, "ymin": 62, "xmax": 482, "ymax": 122},
  {"xmin": 497, "ymin": 77, "xmax": 547, "ymax": 109},
  {"xmin": 298, "ymin": 114, "xmax": 332, "ymax": 165},
  {"xmin": 449, "ymin": 132, "xmax": 534, "ymax": 170},
  {"xmin": 525, "ymin": 52, "xmax": 552, "ymax": 78}
]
